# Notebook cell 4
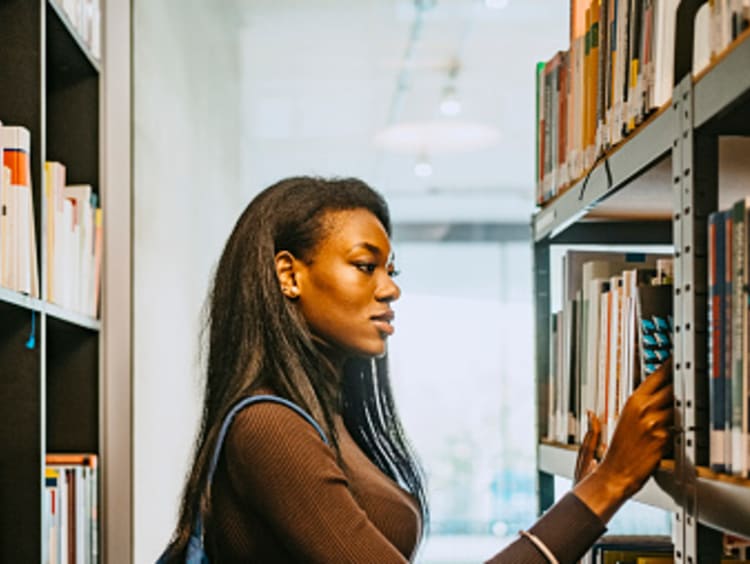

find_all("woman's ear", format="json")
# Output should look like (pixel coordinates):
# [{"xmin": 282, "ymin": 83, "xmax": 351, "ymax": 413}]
[{"xmin": 275, "ymin": 250, "xmax": 301, "ymax": 299}]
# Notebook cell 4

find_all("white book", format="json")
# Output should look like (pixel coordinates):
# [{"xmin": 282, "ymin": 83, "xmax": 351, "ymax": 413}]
[
  {"xmin": 64, "ymin": 185, "xmax": 93, "ymax": 314},
  {"xmin": 652, "ymin": 0, "xmax": 679, "ymax": 108},
  {"xmin": 693, "ymin": 2, "xmax": 712, "ymax": 75},
  {"xmin": 607, "ymin": 275, "xmax": 623, "ymax": 446},
  {"xmin": 584, "ymin": 276, "xmax": 608, "ymax": 440},
  {"xmin": 0, "ymin": 125, "xmax": 39, "ymax": 298},
  {"xmin": 598, "ymin": 287, "xmax": 612, "ymax": 444},
  {"xmin": 0, "ymin": 166, "xmax": 10, "ymax": 288},
  {"xmin": 59, "ymin": 470, "xmax": 69, "ymax": 564}
]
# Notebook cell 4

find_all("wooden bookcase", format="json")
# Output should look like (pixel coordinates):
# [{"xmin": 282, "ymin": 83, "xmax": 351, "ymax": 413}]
[
  {"xmin": 0, "ymin": 0, "xmax": 103, "ymax": 561},
  {"xmin": 532, "ymin": 3, "xmax": 750, "ymax": 563}
]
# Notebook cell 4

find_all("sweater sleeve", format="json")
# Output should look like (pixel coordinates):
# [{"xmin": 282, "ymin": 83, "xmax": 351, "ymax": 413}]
[
  {"xmin": 485, "ymin": 493, "xmax": 606, "ymax": 564},
  {"xmin": 223, "ymin": 402, "xmax": 409, "ymax": 564}
]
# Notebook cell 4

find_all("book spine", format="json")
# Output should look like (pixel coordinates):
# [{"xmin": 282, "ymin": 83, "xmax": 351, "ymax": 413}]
[
  {"xmin": 709, "ymin": 211, "xmax": 727, "ymax": 472},
  {"xmin": 534, "ymin": 63, "xmax": 544, "ymax": 204},
  {"xmin": 725, "ymin": 210, "xmax": 734, "ymax": 472},
  {"xmin": 731, "ymin": 199, "xmax": 748, "ymax": 476}
]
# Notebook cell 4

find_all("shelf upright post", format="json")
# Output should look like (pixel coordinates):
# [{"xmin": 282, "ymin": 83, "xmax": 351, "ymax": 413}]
[
  {"xmin": 534, "ymin": 238, "xmax": 555, "ymax": 514},
  {"xmin": 672, "ymin": 73, "xmax": 722, "ymax": 564}
]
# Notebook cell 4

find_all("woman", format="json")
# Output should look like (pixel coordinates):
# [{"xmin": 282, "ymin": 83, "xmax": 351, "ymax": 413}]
[{"xmin": 161, "ymin": 176, "xmax": 673, "ymax": 563}]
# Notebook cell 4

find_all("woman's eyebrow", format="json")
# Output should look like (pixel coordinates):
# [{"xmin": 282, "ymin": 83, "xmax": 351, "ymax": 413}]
[{"xmin": 351, "ymin": 242, "xmax": 384, "ymax": 256}]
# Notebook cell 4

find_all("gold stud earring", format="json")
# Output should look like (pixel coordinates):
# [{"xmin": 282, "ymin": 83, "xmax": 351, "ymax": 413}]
[{"xmin": 283, "ymin": 286, "xmax": 299, "ymax": 299}]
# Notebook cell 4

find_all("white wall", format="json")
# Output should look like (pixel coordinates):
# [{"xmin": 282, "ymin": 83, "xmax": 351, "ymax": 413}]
[{"xmin": 133, "ymin": 1, "xmax": 242, "ymax": 561}]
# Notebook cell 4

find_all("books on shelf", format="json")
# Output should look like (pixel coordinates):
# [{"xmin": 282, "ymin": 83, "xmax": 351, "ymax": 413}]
[
  {"xmin": 45, "ymin": 453, "xmax": 98, "ymax": 564},
  {"xmin": 0, "ymin": 122, "xmax": 102, "ymax": 317},
  {"xmin": 44, "ymin": 162, "xmax": 103, "ymax": 318},
  {"xmin": 585, "ymin": 534, "xmax": 672, "ymax": 564},
  {"xmin": 0, "ymin": 124, "xmax": 40, "ymax": 298},
  {"xmin": 709, "ymin": 198, "xmax": 750, "ymax": 478},
  {"xmin": 708, "ymin": 1, "xmax": 750, "ymax": 64},
  {"xmin": 547, "ymin": 250, "xmax": 672, "ymax": 446},
  {"xmin": 535, "ymin": 0, "xmax": 750, "ymax": 206},
  {"xmin": 55, "ymin": 0, "xmax": 102, "ymax": 59}
]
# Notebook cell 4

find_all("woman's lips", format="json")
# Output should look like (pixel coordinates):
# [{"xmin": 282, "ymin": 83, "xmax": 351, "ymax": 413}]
[{"xmin": 371, "ymin": 311, "xmax": 395, "ymax": 335}]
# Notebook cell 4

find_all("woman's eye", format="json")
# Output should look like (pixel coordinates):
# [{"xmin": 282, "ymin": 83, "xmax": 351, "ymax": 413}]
[
  {"xmin": 356, "ymin": 263, "xmax": 377, "ymax": 274},
  {"xmin": 388, "ymin": 268, "xmax": 401, "ymax": 278}
]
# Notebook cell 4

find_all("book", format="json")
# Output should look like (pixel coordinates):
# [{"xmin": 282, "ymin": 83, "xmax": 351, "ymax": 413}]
[
  {"xmin": 709, "ymin": 210, "xmax": 730, "ymax": 472},
  {"xmin": 731, "ymin": 197, "xmax": 749, "ymax": 477},
  {"xmin": 726, "ymin": 207, "xmax": 736, "ymax": 474},
  {"xmin": 0, "ymin": 125, "xmax": 39, "ymax": 298}
]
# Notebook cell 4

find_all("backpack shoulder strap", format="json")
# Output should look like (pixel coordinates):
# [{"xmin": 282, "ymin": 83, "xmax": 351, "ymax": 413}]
[
  {"xmin": 190, "ymin": 395, "xmax": 329, "ymax": 552},
  {"xmin": 207, "ymin": 394, "xmax": 329, "ymax": 484}
]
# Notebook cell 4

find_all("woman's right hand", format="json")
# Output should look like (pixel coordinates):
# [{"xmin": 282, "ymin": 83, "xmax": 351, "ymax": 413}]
[{"xmin": 572, "ymin": 359, "xmax": 674, "ymax": 522}]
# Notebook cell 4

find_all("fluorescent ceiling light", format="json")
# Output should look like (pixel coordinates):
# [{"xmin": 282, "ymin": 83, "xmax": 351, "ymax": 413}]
[{"xmin": 374, "ymin": 120, "xmax": 500, "ymax": 155}]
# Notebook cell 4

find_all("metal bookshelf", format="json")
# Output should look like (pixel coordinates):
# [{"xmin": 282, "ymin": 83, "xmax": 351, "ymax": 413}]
[
  {"xmin": 532, "ymin": 5, "xmax": 750, "ymax": 563},
  {"xmin": 538, "ymin": 442, "xmax": 680, "ymax": 514},
  {"xmin": 538, "ymin": 442, "xmax": 750, "ymax": 538}
]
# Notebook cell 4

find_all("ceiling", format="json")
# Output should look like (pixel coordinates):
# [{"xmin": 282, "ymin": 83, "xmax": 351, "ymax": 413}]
[{"xmin": 233, "ymin": 0, "xmax": 570, "ymax": 224}]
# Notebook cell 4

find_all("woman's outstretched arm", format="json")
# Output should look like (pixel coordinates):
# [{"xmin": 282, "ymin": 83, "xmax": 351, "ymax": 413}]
[{"xmin": 485, "ymin": 359, "xmax": 674, "ymax": 564}]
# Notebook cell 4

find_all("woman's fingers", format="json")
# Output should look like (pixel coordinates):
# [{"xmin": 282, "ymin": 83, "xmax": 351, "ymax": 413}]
[
  {"xmin": 575, "ymin": 411, "xmax": 600, "ymax": 483},
  {"xmin": 646, "ymin": 382, "xmax": 674, "ymax": 411},
  {"xmin": 637, "ymin": 358, "xmax": 673, "ymax": 395}
]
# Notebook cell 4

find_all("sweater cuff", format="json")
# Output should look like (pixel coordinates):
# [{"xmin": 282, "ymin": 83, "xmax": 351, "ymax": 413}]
[{"xmin": 527, "ymin": 492, "xmax": 606, "ymax": 563}]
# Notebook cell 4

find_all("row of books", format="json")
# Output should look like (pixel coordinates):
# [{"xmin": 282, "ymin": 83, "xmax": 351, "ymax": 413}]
[
  {"xmin": 708, "ymin": 197, "xmax": 750, "ymax": 477},
  {"xmin": 0, "ymin": 124, "xmax": 40, "ymax": 298},
  {"xmin": 582, "ymin": 534, "xmax": 749, "ymax": 563},
  {"xmin": 535, "ymin": 0, "xmax": 750, "ymax": 205},
  {"xmin": 44, "ymin": 453, "xmax": 98, "ymax": 564},
  {"xmin": 547, "ymin": 250, "xmax": 673, "ymax": 448},
  {"xmin": 54, "ymin": 0, "xmax": 101, "ymax": 60},
  {"xmin": 45, "ymin": 162, "xmax": 103, "ymax": 318},
  {"xmin": 584, "ymin": 535, "xmax": 672, "ymax": 564},
  {"xmin": 0, "ymin": 122, "xmax": 103, "ymax": 318}
]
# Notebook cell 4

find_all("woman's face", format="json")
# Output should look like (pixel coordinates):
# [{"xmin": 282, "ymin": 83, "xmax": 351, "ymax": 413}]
[{"xmin": 284, "ymin": 208, "xmax": 401, "ymax": 358}]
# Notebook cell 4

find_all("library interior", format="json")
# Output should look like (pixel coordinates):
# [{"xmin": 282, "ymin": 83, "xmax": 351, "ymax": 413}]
[{"xmin": 0, "ymin": 0, "xmax": 749, "ymax": 562}]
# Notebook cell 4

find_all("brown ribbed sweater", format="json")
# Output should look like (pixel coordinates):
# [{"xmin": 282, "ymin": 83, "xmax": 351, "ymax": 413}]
[
  {"xmin": 207, "ymin": 401, "xmax": 422, "ymax": 562},
  {"xmin": 206, "ymin": 400, "xmax": 606, "ymax": 563}
]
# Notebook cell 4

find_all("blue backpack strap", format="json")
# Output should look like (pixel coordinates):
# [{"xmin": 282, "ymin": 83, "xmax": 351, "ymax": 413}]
[
  {"xmin": 208, "ymin": 394, "xmax": 329, "ymax": 483},
  {"xmin": 191, "ymin": 395, "xmax": 329, "ymax": 548}
]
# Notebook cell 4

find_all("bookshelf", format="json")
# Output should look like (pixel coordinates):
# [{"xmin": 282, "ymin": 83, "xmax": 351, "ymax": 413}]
[
  {"xmin": 532, "ymin": 3, "xmax": 750, "ymax": 563},
  {"xmin": 0, "ymin": 0, "xmax": 113, "ymax": 561}
]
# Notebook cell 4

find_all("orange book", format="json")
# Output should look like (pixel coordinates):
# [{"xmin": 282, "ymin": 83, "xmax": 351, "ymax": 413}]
[
  {"xmin": 3, "ymin": 143, "xmax": 30, "ymax": 187},
  {"xmin": 569, "ymin": 0, "xmax": 590, "ymax": 179},
  {"xmin": 589, "ymin": 0, "xmax": 601, "ymax": 161},
  {"xmin": 46, "ymin": 453, "xmax": 98, "ymax": 468}
]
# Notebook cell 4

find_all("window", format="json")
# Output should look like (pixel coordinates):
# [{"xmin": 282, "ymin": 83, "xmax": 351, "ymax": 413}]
[{"xmin": 389, "ymin": 239, "xmax": 536, "ymax": 563}]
